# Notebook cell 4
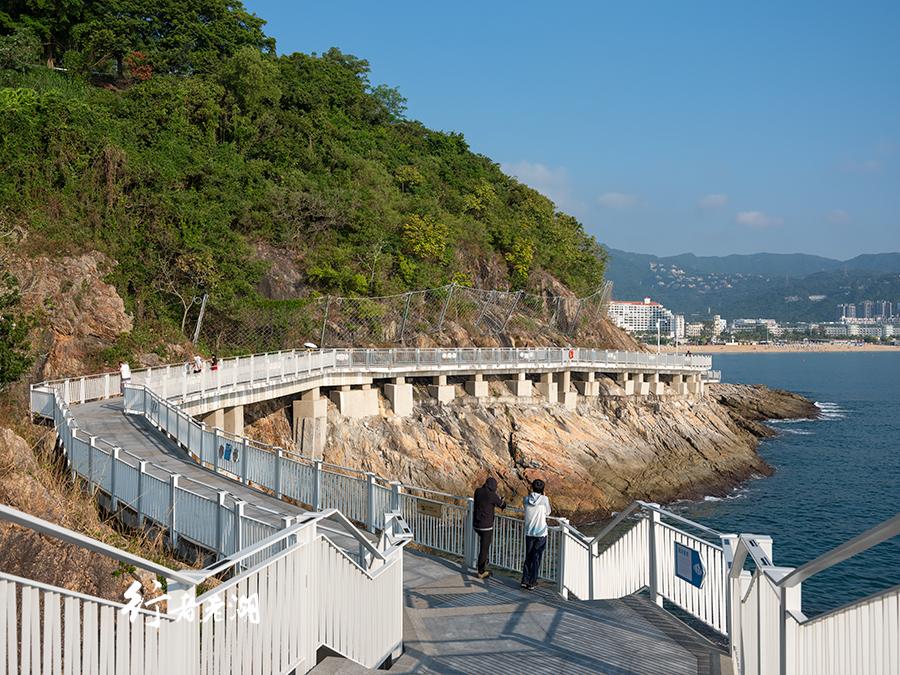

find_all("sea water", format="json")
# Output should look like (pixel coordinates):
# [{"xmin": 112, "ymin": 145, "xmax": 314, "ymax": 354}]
[{"xmin": 677, "ymin": 352, "xmax": 900, "ymax": 616}]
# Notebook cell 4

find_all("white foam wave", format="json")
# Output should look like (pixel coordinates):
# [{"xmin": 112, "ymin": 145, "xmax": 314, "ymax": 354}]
[
  {"xmin": 814, "ymin": 401, "xmax": 847, "ymax": 420},
  {"xmin": 779, "ymin": 428, "xmax": 813, "ymax": 435}
]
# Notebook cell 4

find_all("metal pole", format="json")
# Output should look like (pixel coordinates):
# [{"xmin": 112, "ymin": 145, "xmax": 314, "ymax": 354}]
[
  {"xmin": 474, "ymin": 290, "xmax": 494, "ymax": 328},
  {"xmin": 191, "ymin": 293, "xmax": 208, "ymax": 344},
  {"xmin": 319, "ymin": 296, "xmax": 331, "ymax": 348},
  {"xmin": 399, "ymin": 292, "xmax": 412, "ymax": 345},
  {"xmin": 500, "ymin": 290, "xmax": 523, "ymax": 333},
  {"xmin": 435, "ymin": 283, "xmax": 455, "ymax": 333}
]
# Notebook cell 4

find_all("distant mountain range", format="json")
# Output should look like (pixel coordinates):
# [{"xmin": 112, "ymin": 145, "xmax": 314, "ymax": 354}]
[{"xmin": 604, "ymin": 249, "xmax": 900, "ymax": 321}]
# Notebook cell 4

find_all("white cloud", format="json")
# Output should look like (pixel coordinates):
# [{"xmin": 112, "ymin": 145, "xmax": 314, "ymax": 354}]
[
  {"xmin": 698, "ymin": 193, "xmax": 729, "ymax": 209},
  {"xmin": 826, "ymin": 209, "xmax": 850, "ymax": 225},
  {"xmin": 501, "ymin": 160, "xmax": 584, "ymax": 213},
  {"xmin": 597, "ymin": 192, "xmax": 638, "ymax": 209},
  {"xmin": 736, "ymin": 211, "xmax": 783, "ymax": 229}
]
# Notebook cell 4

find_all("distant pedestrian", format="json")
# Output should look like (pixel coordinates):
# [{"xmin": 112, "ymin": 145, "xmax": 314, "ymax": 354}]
[
  {"xmin": 193, "ymin": 354, "xmax": 204, "ymax": 374},
  {"xmin": 210, "ymin": 355, "xmax": 219, "ymax": 371},
  {"xmin": 119, "ymin": 361, "xmax": 131, "ymax": 395},
  {"xmin": 472, "ymin": 476, "xmax": 506, "ymax": 579},
  {"xmin": 521, "ymin": 479, "xmax": 551, "ymax": 590}
]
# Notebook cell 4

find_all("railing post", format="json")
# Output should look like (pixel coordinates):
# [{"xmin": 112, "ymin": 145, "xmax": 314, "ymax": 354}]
[
  {"xmin": 312, "ymin": 460, "xmax": 322, "ymax": 510},
  {"xmin": 110, "ymin": 447, "xmax": 120, "ymax": 511},
  {"xmin": 169, "ymin": 474, "xmax": 180, "ymax": 549},
  {"xmin": 365, "ymin": 472, "xmax": 376, "ymax": 533},
  {"xmin": 136, "ymin": 461, "xmax": 147, "ymax": 527},
  {"xmin": 464, "ymin": 497, "xmax": 476, "ymax": 571},
  {"xmin": 213, "ymin": 427, "xmax": 221, "ymax": 475},
  {"xmin": 241, "ymin": 437, "xmax": 249, "ymax": 486},
  {"xmin": 216, "ymin": 491, "xmax": 227, "ymax": 556},
  {"xmin": 648, "ymin": 507, "xmax": 662, "ymax": 607},
  {"xmin": 389, "ymin": 480, "xmax": 402, "ymax": 513},
  {"xmin": 557, "ymin": 517, "xmax": 570, "ymax": 599},
  {"xmin": 199, "ymin": 421, "xmax": 207, "ymax": 464},
  {"xmin": 275, "ymin": 448, "xmax": 283, "ymax": 499},
  {"xmin": 721, "ymin": 533, "xmax": 739, "ymax": 654},
  {"xmin": 103, "ymin": 373, "xmax": 110, "ymax": 399},
  {"xmin": 233, "ymin": 500, "xmax": 245, "ymax": 556},
  {"xmin": 87, "ymin": 435, "xmax": 97, "ymax": 494}
]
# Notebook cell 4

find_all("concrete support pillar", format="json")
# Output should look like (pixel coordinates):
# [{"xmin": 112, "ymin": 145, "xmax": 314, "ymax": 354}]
[
  {"xmin": 223, "ymin": 405, "xmax": 244, "ymax": 436},
  {"xmin": 384, "ymin": 377, "xmax": 414, "ymax": 416},
  {"xmin": 329, "ymin": 382, "xmax": 379, "ymax": 418},
  {"xmin": 465, "ymin": 372, "xmax": 488, "ymax": 398},
  {"xmin": 618, "ymin": 371, "xmax": 636, "ymax": 396},
  {"xmin": 293, "ymin": 387, "xmax": 327, "ymax": 458},
  {"xmin": 428, "ymin": 374, "xmax": 455, "ymax": 405},
  {"xmin": 687, "ymin": 373, "xmax": 702, "ymax": 396},
  {"xmin": 535, "ymin": 372, "xmax": 558, "ymax": 404},
  {"xmin": 648, "ymin": 373, "xmax": 665, "ymax": 396},
  {"xmin": 203, "ymin": 408, "xmax": 224, "ymax": 430},
  {"xmin": 506, "ymin": 371, "xmax": 532, "ymax": 397},
  {"xmin": 671, "ymin": 373, "xmax": 687, "ymax": 396},
  {"xmin": 558, "ymin": 370, "xmax": 576, "ymax": 410},
  {"xmin": 633, "ymin": 372, "xmax": 649, "ymax": 396},
  {"xmin": 573, "ymin": 371, "xmax": 600, "ymax": 397}
]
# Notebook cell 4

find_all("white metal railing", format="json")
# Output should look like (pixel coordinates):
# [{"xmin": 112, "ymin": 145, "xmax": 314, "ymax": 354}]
[
  {"xmin": 28, "ymin": 384, "xmax": 406, "ymax": 579},
  {"xmin": 0, "ymin": 504, "xmax": 408, "ymax": 674},
  {"xmin": 728, "ymin": 515, "xmax": 900, "ymax": 675},
  {"xmin": 702, "ymin": 369, "xmax": 722, "ymax": 382},
  {"xmin": 124, "ymin": 382, "xmax": 568, "ymax": 581},
  {"xmin": 37, "ymin": 346, "xmax": 712, "ymax": 406}
]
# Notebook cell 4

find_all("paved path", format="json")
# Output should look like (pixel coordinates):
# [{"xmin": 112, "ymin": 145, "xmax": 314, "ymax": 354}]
[{"xmin": 73, "ymin": 399, "xmax": 729, "ymax": 674}]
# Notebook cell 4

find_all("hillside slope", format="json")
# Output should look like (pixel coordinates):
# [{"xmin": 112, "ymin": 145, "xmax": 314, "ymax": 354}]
[{"xmin": 1, "ymin": 0, "xmax": 610, "ymax": 368}]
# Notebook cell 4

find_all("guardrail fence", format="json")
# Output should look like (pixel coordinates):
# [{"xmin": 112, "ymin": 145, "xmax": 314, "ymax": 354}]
[
  {"xmin": 0, "ymin": 504, "xmax": 408, "ymax": 675},
  {"xmin": 38, "ymin": 346, "xmax": 713, "ymax": 407}
]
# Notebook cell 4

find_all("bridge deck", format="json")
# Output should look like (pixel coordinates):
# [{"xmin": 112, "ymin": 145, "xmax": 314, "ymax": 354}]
[{"xmin": 72, "ymin": 399, "xmax": 727, "ymax": 675}]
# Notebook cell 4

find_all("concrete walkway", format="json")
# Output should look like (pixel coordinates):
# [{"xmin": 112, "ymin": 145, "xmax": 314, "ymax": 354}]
[{"xmin": 73, "ymin": 399, "xmax": 729, "ymax": 674}]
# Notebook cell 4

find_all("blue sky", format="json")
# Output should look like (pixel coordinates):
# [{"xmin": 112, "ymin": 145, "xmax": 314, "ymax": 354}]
[{"xmin": 245, "ymin": 1, "xmax": 900, "ymax": 259}]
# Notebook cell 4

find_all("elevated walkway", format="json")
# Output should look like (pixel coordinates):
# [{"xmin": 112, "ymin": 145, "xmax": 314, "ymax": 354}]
[{"xmin": 70, "ymin": 398, "xmax": 728, "ymax": 674}]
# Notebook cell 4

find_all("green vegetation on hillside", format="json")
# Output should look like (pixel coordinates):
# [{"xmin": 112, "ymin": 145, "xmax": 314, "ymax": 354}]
[{"xmin": 0, "ymin": 1, "xmax": 605, "ymax": 350}]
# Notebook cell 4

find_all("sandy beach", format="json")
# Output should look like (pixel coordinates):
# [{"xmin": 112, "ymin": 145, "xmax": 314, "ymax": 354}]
[{"xmin": 662, "ymin": 342, "xmax": 900, "ymax": 354}]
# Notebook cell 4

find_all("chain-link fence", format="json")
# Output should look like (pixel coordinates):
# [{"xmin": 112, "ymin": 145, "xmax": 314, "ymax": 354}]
[{"xmin": 198, "ymin": 281, "xmax": 613, "ymax": 355}]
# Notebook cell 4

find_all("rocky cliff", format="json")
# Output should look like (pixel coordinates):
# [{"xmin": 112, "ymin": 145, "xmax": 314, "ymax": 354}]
[{"xmin": 245, "ymin": 380, "xmax": 818, "ymax": 523}]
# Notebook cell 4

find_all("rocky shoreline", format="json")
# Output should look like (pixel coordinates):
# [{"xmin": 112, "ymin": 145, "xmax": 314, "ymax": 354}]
[{"xmin": 246, "ymin": 380, "xmax": 819, "ymax": 524}]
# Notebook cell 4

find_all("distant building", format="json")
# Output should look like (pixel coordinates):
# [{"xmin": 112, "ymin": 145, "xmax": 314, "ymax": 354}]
[
  {"xmin": 874, "ymin": 300, "xmax": 893, "ymax": 319},
  {"xmin": 685, "ymin": 322, "xmax": 704, "ymax": 339},
  {"xmin": 859, "ymin": 300, "xmax": 874, "ymax": 320},
  {"xmin": 823, "ymin": 323, "xmax": 849, "ymax": 337},
  {"xmin": 837, "ymin": 303, "xmax": 856, "ymax": 320},
  {"xmin": 607, "ymin": 297, "xmax": 675, "ymax": 336},
  {"xmin": 673, "ymin": 314, "xmax": 685, "ymax": 340},
  {"xmin": 731, "ymin": 318, "xmax": 782, "ymax": 336},
  {"xmin": 712, "ymin": 315, "xmax": 727, "ymax": 336}
]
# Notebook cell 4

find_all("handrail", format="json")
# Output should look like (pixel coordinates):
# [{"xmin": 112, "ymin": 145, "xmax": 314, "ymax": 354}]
[
  {"xmin": 0, "ymin": 503, "xmax": 200, "ymax": 586},
  {"xmin": 777, "ymin": 512, "xmax": 900, "ymax": 588}
]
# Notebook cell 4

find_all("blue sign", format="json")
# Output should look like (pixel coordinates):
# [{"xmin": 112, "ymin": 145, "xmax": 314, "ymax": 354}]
[{"xmin": 674, "ymin": 542, "xmax": 705, "ymax": 588}]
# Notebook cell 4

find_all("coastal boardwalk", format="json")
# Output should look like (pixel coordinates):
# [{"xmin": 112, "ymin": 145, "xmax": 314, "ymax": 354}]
[{"xmin": 74, "ymin": 398, "xmax": 729, "ymax": 675}]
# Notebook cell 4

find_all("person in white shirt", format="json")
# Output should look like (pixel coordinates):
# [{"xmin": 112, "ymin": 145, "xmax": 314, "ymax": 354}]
[
  {"xmin": 521, "ymin": 478, "xmax": 551, "ymax": 590},
  {"xmin": 119, "ymin": 361, "xmax": 131, "ymax": 395},
  {"xmin": 193, "ymin": 354, "xmax": 204, "ymax": 374}
]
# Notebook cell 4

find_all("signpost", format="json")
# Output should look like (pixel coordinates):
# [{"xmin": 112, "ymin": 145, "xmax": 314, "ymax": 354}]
[{"xmin": 674, "ymin": 542, "xmax": 706, "ymax": 588}]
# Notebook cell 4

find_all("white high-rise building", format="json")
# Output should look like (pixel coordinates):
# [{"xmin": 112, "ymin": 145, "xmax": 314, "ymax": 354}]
[
  {"xmin": 674, "ymin": 314, "xmax": 685, "ymax": 340},
  {"xmin": 607, "ymin": 297, "xmax": 676, "ymax": 336}
]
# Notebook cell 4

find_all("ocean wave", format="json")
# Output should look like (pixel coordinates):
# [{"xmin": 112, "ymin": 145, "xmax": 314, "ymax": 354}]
[
  {"xmin": 815, "ymin": 401, "xmax": 847, "ymax": 420},
  {"xmin": 779, "ymin": 428, "xmax": 813, "ymax": 435}
]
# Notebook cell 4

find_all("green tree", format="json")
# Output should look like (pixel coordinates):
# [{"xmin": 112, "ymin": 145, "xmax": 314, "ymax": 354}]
[
  {"xmin": 0, "ymin": 26, "xmax": 42, "ymax": 70},
  {"xmin": 0, "ymin": 272, "xmax": 31, "ymax": 385}
]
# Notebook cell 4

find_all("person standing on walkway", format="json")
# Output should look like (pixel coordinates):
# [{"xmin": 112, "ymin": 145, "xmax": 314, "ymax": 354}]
[
  {"xmin": 472, "ymin": 476, "xmax": 506, "ymax": 579},
  {"xmin": 119, "ymin": 361, "xmax": 131, "ymax": 395},
  {"xmin": 521, "ymin": 478, "xmax": 551, "ymax": 590}
]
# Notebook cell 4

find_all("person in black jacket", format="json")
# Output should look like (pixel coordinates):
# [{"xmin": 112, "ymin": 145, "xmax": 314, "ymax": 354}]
[{"xmin": 472, "ymin": 476, "xmax": 506, "ymax": 578}]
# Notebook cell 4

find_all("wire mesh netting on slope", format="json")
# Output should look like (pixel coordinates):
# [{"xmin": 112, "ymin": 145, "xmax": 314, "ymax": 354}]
[{"xmin": 199, "ymin": 281, "xmax": 623, "ymax": 354}]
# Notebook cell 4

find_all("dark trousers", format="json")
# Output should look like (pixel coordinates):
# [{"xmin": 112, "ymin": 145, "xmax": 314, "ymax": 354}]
[
  {"xmin": 475, "ymin": 528, "xmax": 493, "ymax": 573},
  {"xmin": 522, "ymin": 535, "xmax": 547, "ymax": 586}
]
